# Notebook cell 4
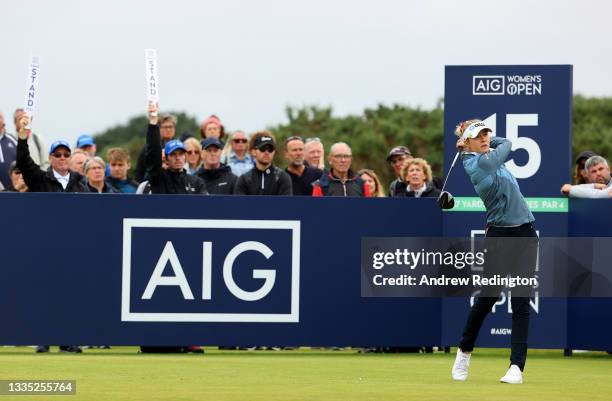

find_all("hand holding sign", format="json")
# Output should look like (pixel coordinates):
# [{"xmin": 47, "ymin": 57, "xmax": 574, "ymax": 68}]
[
  {"xmin": 148, "ymin": 101, "xmax": 159, "ymax": 125},
  {"xmin": 18, "ymin": 114, "xmax": 31, "ymax": 140}
]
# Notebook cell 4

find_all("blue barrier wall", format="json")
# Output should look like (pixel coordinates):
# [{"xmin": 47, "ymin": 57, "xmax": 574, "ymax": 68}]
[{"xmin": 1, "ymin": 193, "xmax": 610, "ymax": 349}]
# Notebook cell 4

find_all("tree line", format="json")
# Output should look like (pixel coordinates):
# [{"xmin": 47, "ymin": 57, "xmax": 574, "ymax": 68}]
[{"xmin": 94, "ymin": 95, "xmax": 612, "ymax": 189}]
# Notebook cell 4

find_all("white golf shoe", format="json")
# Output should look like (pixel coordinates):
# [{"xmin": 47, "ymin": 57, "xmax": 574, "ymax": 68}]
[
  {"xmin": 500, "ymin": 364, "xmax": 523, "ymax": 384},
  {"xmin": 451, "ymin": 348, "xmax": 471, "ymax": 381}
]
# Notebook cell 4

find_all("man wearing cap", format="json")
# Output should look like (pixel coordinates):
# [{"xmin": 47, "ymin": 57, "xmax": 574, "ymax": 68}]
[
  {"xmin": 0, "ymin": 111, "xmax": 18, "ymax": 191},
  {"xmin": 15, "ymin": 115, "xmax": 86, "ymax": 193},
  {"xmin": 312, "ymin": 142, "xmax": 370, "ymax": 197},
  {"xmin": 561, "ymin": 155, "xmax": 612, "ymax": 198},
  {"xmin": 386, "ymin": 146, "xmax": 412, "ymax": 197},
  {"xmin": 196, "ymin": 137, "xmax": 237, "ymax": 195},
  {"xmin": 284, "ymin": 136, "xmax": 322, "ymax": 196},
  {"xmin": 145, "ymin": 103, "xmax": 207, "ymax": 195},
  {"xmin": 135, "ymin": 113, "xmax": 177, "ymax": 183},
  {"xmin": 76, "ymin": 134, "xmax": 97, "ymax": 157},
  {"xmin": 234, "ymin": 131, "xmax": 292, "ymax": 195},
  {"xmin": 13, "ymin": 108, "xmax": 48, "ymax": 170}
]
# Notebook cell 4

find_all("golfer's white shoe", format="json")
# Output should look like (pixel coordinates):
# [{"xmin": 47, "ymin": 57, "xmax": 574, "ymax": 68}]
[
  {"xmin": 500, "ymin": 364, "xmax": 523, "ymax": 384},
  {"xmin": 451, "ymin": 349, "xmax": 471, "ymax": 381}
]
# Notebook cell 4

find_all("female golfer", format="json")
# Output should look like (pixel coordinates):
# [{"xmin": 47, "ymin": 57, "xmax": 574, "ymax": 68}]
[{"xmin": 451, "ymin": 119, "xmax": 538, "ymax": 384}]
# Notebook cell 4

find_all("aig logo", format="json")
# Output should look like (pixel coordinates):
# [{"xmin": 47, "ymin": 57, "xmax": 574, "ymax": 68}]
[
  {"xmin": 473, "ymin": 75, "xmax": 505, "ymax": 95},
  {"xmin": 121, "ymin": 218, "xmax": 300, "ymax": 323},
  {"xmin": 473, "ymin": 75, "xmax": 542, "ymax": 96}
]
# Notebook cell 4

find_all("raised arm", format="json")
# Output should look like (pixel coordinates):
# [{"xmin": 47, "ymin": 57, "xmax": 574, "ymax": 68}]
[
  {"xmin": 477, "ymin": 137, "xmax": 512, "ymax": 173},
  {"xmin": 15, "ymin": 114, "xmax": 44, "ymax": 190},
  {"xmin": 144, "ymin": 102, "xmax": 162, "ymax": 178}
]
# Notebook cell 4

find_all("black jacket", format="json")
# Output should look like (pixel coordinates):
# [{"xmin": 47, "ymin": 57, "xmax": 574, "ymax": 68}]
[
  {"xmin": 389, "ymin": 176, "xmax": 443, "ymax": 196},
  {"xmin": 234, "ymin": 165, "xmax": 292, "ymax": 195},
  {"xmin": 388, "ymin": 178, "xmax": 407, "ymax": 197},
  {"xmin": 196, "ymin": 165, "xmax": 237, "ymax": 195},
  {"xmin": 16, "ymin": 139, "xmax": 87, "ymax": 193},
  {"xmin": 86, "ymin": 180, "xmax": 120, "ymax": 194},
  {"xmin": 397, "ymin": 182, "xmax": 441, "ymax": 198},
  {"xmin": 286, "ymin": 165, "xmax": 323, "ymax": 196},
  {"xmin": 145, "ymin": 124, "xmax": 207, "ymax": 195}
]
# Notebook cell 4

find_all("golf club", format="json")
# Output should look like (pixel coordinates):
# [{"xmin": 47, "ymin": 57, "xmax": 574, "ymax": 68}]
[{"xmin": 437, "ymin": 151, "xmax": 460, "ymax": 209}]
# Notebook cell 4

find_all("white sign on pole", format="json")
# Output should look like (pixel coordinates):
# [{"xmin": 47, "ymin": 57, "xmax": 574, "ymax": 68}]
[
  {"xmin": 24, "ymin": 55, "xmax": 41, "ymax": 120},
  {"xmin": 145, "ymin": 48, "xmax": 159, "ymax": 104}
]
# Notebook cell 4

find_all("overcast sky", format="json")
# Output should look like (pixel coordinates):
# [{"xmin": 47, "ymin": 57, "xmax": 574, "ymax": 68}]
[{"xmin": 2, "ymin": 0, "xmax": 611, "ymax": 147}]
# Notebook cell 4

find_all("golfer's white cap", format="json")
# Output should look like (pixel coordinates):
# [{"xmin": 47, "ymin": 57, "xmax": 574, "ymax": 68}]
[{"xmin": 462, "ymin": 121, "xmax": 492, "ymax": 139}]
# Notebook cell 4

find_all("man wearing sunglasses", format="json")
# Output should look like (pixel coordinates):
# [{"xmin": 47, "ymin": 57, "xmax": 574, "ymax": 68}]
[
  {"xmin": 16, "ymin": 114, "xmax": 86, "ymax": 193},
  {"xmin": 223, "ymin": 130, "xmax": 254, "ymax": 177},
  {"xmin": 234, "ymin": 131, "xmax": 292, "ymax": 195}
]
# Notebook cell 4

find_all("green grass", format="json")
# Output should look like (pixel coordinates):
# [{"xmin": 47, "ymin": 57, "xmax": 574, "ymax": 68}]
[{"xmin": 0, "ymin": 347, "xmax": 610, "ymax": 401}]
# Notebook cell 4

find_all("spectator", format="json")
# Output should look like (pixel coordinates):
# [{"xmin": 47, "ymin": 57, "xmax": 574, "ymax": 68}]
[
  {"xmin": 312, "ymin": 142, "xmax": 370, "ymax": 197},
  {"xmin": 561, "ymin": 155, "xmax": 612, "ymax": 198},
  {"xmin": 1, "ymin": 162, "xmax": 28, "ymax": 192},
  {"xmin": 386, "ymin": 146, "xmax": 412, "ymax": 197},
  {"xmin": 0, "ymin": 111, "xmax": 17, "ymax": 190},
  {"xmin": 145, "ymin": 103, "xmax": 207, "ymax": 195},
  {"xmin": 140, "ymin": 102, "xmax": 205, "ymax": 354},
  {"xmin": 106, "ymin": 148, "xmax": 138, "ymax": 193},
  {"xmin": 234, "ymin": 131, "xmax": 292, "ymax": 195},
  {"xmin": 16, "ymin": 114, "xmax": 84, "ymax": 353},
  {"xmin": 200, "ymin": 115, "xmax": 225, "ymax": 145},
  {"xmin": 573, "ymin": 150, "xmax": 596, "ymax": 185},
  {"xmin": 16, "ymin": 115, "xmax": 86, "ymax": 193},
  {"xmin": 14, "ymin": 108, "xmax": 48, "ymax": 170},
  {"xmin": 221, "ymin": 130, "xmax": 254, "ymax": 177},
  {"xmin": 76, "ymin": 134, "xmax": 97, "ymax": 157},
  {"xmin": 84, "ymin": 157, "xmax": 118, "ymax": 193},
  {"xmin": 358, "ymin": 169, "xmax": 385, "ymax": 197},
  {"xmin": 398, "ymin": 158, "xmax": 441, "ymax": 198},
  {"xmin": 304, "ymin": 137, "xmax": 325, "ymax": 170},
  {"xmin": 69, "ymin": 149, "xmax": 90, "ymax": 175},
  {"xmin": 184, "ymin": 137, "xmax": 202, "ymax": 175},
  {"xmin": 134, "ymin": 113, "xmax": 177, "ymax": 183},
  {"xmin": 196, "ymin": 137, "xmax": 237, "ymax": 195},
  {"xmin": 284, "ymin": 136, "xmax": 322, "ymax": 196}
]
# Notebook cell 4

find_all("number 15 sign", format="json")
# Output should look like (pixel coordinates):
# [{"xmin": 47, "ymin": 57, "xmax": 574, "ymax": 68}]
[{"xmin": 443, "ymin": 65, "xmax": 573, "ymax": 197}]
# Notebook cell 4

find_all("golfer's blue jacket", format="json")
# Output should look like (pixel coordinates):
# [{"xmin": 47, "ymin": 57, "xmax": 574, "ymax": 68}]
[{"xmin": 461, "ymin": 137, "xmax": 535, "ymax": 227}]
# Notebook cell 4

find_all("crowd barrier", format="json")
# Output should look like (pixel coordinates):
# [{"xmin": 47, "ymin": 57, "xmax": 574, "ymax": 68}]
[{"xmin": 0, "ymin": 193, "xmax": 609, "ymax": 350}]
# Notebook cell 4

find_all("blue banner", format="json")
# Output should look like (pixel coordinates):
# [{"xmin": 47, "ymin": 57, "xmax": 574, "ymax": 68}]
[{"xmin": 0, "ymin": 193, "xmax": 610, "ymax": 350}]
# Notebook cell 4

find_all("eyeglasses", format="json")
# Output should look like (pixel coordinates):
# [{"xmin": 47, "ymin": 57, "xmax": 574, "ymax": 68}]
[
  {"xmin": 259, "ymin": 146, "xmax": 275, "ymax": 153},
  {"xmin": 186, "ymin": 150, "xmax": 198, "ymax": 155},
  {"xmin": 332, "ymin": 154, "xmax": 352, "ymax": 160},
  {"xmin": 233, "ymin": 139, "xmax": 248, "ymax": 144},
  {"xmin": 52, "ymin": 152, "xmax": 71, "ymax": 159},
  {"xmin": 161, "ymin": 125, "xmax": 175, "ymax": 130}
]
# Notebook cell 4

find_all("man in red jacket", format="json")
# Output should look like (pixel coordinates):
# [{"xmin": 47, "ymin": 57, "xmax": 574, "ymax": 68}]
[{"xmin": 312, "ymin": 142, "xmax": 370, "ymax": 197}]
